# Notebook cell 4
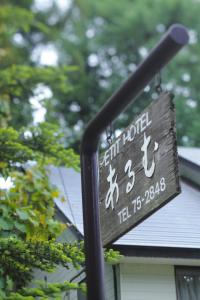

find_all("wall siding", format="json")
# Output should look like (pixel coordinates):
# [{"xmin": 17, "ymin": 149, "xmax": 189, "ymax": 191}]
[
  {"xmin": 105, "ymin": 264, "xmax": 115, "ymax": 300},
  {"xmin": 120, "ymin": 263, "xmax": 176, "ymax": 300}
]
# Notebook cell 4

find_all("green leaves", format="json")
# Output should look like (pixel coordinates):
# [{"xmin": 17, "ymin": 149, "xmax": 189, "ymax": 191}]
[
  {"xmin": 0, "ymin": 2, "xmax": 125, "ymax": 299},
  {"xmin": 104, "ymin": 248, "xmax": 123, "ymax": 264},
  {"xmin": 0, "ymin": 217, "xmax": 13, "ymax": 231},
  {"xmin": 19, "ymin": 122, "xmax": 80, "ymax": 170},
  {"xmin": 0, "ymin": 3, "xmax": 84, "ymax": 299},
  {"xmin": 0, "ymin": 123, "xmax": 79, "ymax": 176},
  {"xmin": 4, "ymin": 280, "xmax": 85, "ymax": 300},
  {"xmin": 16, "ymin": 209, "xmax": 29, "ymax": 221},
  {"xmin": 40, "ymin": 0, "xmax": 200, "ymax": 149},
  {"xmin": 0, "ymin": 64, "xmax": 77, "ymax": 128},
  {"xmin": 0, "ymin": 65, "xmax": 75, "ymax": 99},
  {"xmin": 14, "ymin": 222, "xmax": 27, "ymax": 233},
  {"xmin": 0, "ymin": 166, "xmax": 64, "ymax": 241},
  {"xmin": 0, "ymin": 6, "xmax": 34, "ymax": 34},
  {"xmin": 0, "ymin": 237, "xmax": 85, "ymax": 292},
  {"xmin": 0, "ymin": 124, "xmax": 80, "ymax": 248},
  {"xmin": 0, "ymin": 127, "xmax": 33, "ymax": 175},
  {"xmin": 0, "ymin": 122, "xmax": 80, "ymax": 297}
]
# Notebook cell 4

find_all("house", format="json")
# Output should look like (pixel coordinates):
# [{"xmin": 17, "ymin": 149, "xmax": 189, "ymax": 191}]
[{"xmin": 34, "ymin": 147, "xmax": 200, "ymax": 300}]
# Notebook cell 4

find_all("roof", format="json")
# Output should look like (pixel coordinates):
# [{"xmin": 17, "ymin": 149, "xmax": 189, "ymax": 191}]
[
  {"xmin": 48, "ymin": 166, "xmax": 84, "ymax": 235},
  {"xmin": 49, "ymin": 147, "xmax": 200, "ymax": 249},
  {"xmin": 115, "ymin": 180, "xmax": 200, "ymax": 248},
  {"xmin": 178, "ymin": 147, "xmax": 200, "ymax": 167}
]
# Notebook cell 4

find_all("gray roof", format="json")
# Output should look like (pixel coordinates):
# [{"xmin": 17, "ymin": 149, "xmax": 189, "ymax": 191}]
[
  {"xmin": 49, "ymin": 147, "xmax": 200, "ymax": 249},
  {"xmin": 48, "ymin": 166, "xmax": 84, "ymax": 235},
  {"xmin": 116, "ymin": 181, "xmax": 200, "ymax": 248},
  {"xmin": 178, "ymin": 146, "xmax": 200, "ymax": 166}
]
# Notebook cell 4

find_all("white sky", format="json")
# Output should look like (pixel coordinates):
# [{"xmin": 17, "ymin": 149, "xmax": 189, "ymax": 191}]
[
  {"xmin": 33, "ymin": 0, "xmax": 71, "ymax": 12},
  {"xmin": 30, "ymin": 0, "xmax": 72, "ymax": 122},
  {"xmin": 31, "ymin": 44, "xmax": 59, "ymax": 67},
  {"xmin": 29, "ymin": 84, "xmax": 52, "ymax": 123}
]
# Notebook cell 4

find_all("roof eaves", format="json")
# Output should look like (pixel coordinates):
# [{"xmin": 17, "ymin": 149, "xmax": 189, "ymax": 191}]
[
  {"xmin": 179, "ymin": 156, "xmax": 200, "ymax": 187},
  {"xmin": 55, "ymin": 203, "xmax": 83, "ymax": 240},
  {"xmin": 111, "ymin": 244, "xmax": 200, "ymax": 260}
]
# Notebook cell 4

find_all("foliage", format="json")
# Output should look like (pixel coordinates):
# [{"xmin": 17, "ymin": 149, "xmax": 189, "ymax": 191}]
[
  {"xmin": 0, "ymin": 167, "xmax": 65, "ymax": 240},
  {"xmin": 0, "ymin": 3, "xmax": 84, "ymax": 298},
  {"xmin": 2, "ymin": 1, "xmax": 200, "ymax": 148},
  {"xmin": 0, "ymin": 238, "xmax": 84, "ymax": 292},
  {"xmin": 0, "ymin": 122, "xmax": 83, "ymax": 298},
  {"xmin": 0, "ymin": 123, "xmax": 80, "ymax": 176},
  {"xmin": 0, "ymin": 64, "xmax": 77, "ymax": 128},
  {"xmin": 4, "ymin": 281, "xmax": 86, "ymax": 300},
  {"xmin": 0, "ymin": 5, "xmax": 48, "ymax": 40},
  {"xmin": 0, "ymin": 237, "xmax": 120, "ymax": 298},
  {"xmin": 19, "ymin": 122, "xmax": 80, "ymax": 170},
  {"xmin": 0, "ymin": 3, "xmax": 122, "ymax": 298},
  {"xmin": 104, "ymin": 248, "xmax": 123, "ymax": 264},
  {"xmin": 0, "ymin": 127, "xmax": 33, "ymax": 172},
  {"xmin": 0, "ymin": 3, "xmax": 77, "ymax": 129},
  {"xmin": 31, "ymin": 0, "xmax": 200, "ymax": 148}
]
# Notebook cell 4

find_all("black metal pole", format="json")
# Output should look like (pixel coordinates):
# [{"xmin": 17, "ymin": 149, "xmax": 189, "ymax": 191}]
[{"xmin": 80, "ymin": 24, "xmax": 188, "ymax": 300}]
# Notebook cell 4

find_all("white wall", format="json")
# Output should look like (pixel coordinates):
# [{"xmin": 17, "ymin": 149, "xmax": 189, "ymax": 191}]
[
  {"xmin": 105, "ymin": 264, "xmax": 115, "ymax": 300},
  {"xmin": 119, "ymin": 263, "xmax": 176, "ymax": 300}
]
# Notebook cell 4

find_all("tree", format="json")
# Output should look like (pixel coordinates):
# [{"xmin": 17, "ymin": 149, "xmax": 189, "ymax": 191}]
[
  {"xmin": 0, "ymin": 124, "xmax": 85, "ymax": 299},
  {"xmin": 29, "ymin": 0, "xmax": 200, "ymax": 149},
  {"xmin": 2, "ymin": 1, "xmax": 199, "ymax": 149},
  {"xmin": 0, "ymin": 124, "xmax": 120, "ymax": 299},
  {"xmin": 0, "ymin": 4, "xmax": 121, "ymax": 298}
]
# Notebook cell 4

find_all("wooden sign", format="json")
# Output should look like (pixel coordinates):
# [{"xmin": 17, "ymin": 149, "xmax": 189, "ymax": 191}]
[{"xmin": 99, "ymin": 92, "xmax": 181, "ymax": 246}]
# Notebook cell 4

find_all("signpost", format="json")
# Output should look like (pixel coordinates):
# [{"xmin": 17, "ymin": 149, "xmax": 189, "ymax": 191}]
[
  {"xmin": 80, "ymin": 24, "xmax": 188, "ymax": 300},
  {"xmin": 100, "ymin": 92, "xmax": 181, "ymax": 246}
]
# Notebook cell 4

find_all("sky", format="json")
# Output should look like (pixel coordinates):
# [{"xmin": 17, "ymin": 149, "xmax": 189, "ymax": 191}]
[
  {"xmin": 33, "ymin": 0, "xmax": 71, "ymax": 12},
  {"xmin": 29, "ymin": 0, "xmax": 72, "ymax": 123}
]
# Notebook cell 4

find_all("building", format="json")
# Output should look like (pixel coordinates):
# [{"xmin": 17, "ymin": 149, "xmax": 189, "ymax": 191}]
[{"xmin": 34, "ymin": 147, "xmax": 200, "ymax": 300}]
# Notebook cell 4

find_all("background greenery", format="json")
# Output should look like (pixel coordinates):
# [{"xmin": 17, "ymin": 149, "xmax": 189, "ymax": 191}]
[{"xmin": 1, "ymin": 0, "xmax": 199, "ymax": 149}]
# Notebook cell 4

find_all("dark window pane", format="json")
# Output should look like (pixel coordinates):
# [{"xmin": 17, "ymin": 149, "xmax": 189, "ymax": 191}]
[
  {"xmin": 176, "ymin": 268, "xmax": 200, "ymax": 300},
  {"xmin": 77, "ymin": 289, "xmax": 86, "ymax": 300}
]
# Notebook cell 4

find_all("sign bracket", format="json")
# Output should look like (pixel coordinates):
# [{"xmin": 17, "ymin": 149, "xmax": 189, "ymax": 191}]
[{"xmin": 80, "ymin": 24, "xmax": 188, "ymax": 300}]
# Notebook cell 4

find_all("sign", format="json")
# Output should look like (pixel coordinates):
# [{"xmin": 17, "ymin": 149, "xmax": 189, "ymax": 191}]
[{"xmin": 99, "ymin": 92, "xmax": 181, "ymax": 246}]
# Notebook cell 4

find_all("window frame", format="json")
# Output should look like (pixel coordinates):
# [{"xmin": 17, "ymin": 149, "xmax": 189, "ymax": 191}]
[
  {"xmin": 77, "ymin": 277, "xmax": 86, "ymax": 300},
  {"xmin": 175, "ymin": 266, "xmax": 200, "ymax": 300}
]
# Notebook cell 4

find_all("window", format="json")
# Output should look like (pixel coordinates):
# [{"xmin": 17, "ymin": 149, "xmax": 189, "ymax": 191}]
[
  {"xmin": 176, "ymin": 267, "xmax": 200, "ymax": 300},
  {"xmin": 77, "ymin": 289, "xmax": 86, "ymax": 300},
  {"xmin": 77, "ymin": 278, "xmax": 86, "ymax": 300}
]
